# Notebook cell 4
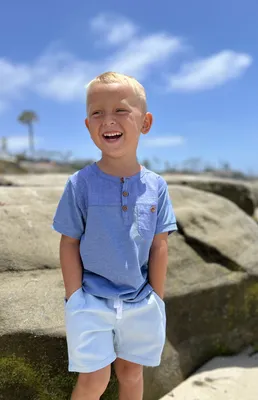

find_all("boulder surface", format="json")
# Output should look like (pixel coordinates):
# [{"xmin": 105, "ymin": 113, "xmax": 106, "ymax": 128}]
[{"xmin": 0, "ymin": 176, "xmax": 258, "ymax": 400}]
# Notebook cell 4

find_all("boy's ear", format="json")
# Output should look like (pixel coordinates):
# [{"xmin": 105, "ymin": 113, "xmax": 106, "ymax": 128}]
[
  {"xmin": 85, "ymin": 118, "xmax": 89, "ymax": 130},
  {"xmin": 141, "ymin": 112, "xmax": 153, "ymax": 135}
]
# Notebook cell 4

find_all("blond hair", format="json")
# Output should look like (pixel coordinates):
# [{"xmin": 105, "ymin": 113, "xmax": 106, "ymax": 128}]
[{"xmin": 86, "ymin": 72, "xmax": 147, "ymax": 113}]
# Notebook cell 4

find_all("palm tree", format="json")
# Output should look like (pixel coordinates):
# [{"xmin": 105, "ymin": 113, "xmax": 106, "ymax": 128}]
[{"xmin": 18, "ymin": 111, "xmax": 38, "ymax": 157}]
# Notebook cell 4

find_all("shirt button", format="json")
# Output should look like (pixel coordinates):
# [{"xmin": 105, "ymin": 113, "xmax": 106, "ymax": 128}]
[
  {"xmin": 122, "ymin": 205, "xmax": 128, "ymax": 212},
  {"xmin": 122, "ymin": 191, "xmax": 129, "ymax": 197},
  {"xmin": 120, "ymin": 177, "xmax": 124, "ymax": 183},
  {"xmin": 150, "ymin": 206, "xmax": 156, "ymax": 213}
]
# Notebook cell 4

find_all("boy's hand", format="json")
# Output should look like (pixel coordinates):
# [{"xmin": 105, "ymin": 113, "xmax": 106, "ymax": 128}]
[
  {"xmin": 148, "ymin": 232, "xmax": 168, "ymax": 301},
  {"xmin": 60, "ymin": 235, "xmax": 83, "ymax": 301},
  {"xmin": 65, "ymin": 285, "xmax": 82, "ymax": 301},
  {"xmin": 154, "ymin": 290, "xmax": 164, "ymax": 300}
]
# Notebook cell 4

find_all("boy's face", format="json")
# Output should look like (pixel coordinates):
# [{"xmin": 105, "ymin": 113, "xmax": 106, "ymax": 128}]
[{"xmin": 85, "ymin": 83, "xmax": 152, "ymax": 159}]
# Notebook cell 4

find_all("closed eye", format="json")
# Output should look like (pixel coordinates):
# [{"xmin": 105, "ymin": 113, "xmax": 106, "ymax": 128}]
[
  {"xmin": 91, "ymin": 110, "xmax": 101, "ymax": 116},
  {"xmin": 116, "ymin": 108, "xmax": 127, "ymax": 113}
]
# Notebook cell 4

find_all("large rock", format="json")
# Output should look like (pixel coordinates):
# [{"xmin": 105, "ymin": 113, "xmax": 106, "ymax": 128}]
[
  {"xmin": 254, "ymin": 208, "xmax": 258, "ymax": 223},
  {"xmin": 144, "ymin": 235, "xmax": 258, "ymax": 400},
  {"xmin": 0, "ymin": 203, "xmax": 60, "ymax": 271},
  {"xmin": 0, "ymin": 186, "xmax": 64, "ymax": 272},
  {"xmin": 160, "ymin": 348, "xmax": 258, "ymax": 400},
  {"xmin": 163, "ymin": 174, "xmax": 256, "ymax": 216},
  {"xmin": 250, "ymin": 181, "xmax": 258, "ymax": 207},
  {"xmin": 0, "ymin": 269, "xmax": 80, "ymax": 399},
  {"xmin": 0, "ymin": 186, "xmax": 62, "ymax": 206},
  {"xmin": 0, "ymin": 269, "xmax": 118, "ymax": 400},
  {"xmin": 144, "ymin": 186, "xmax": 258, "ymax": 400},
  {"xmin": 1, "ymin": 183, "xmax": 258, "ymax": 400},
  {"xmin": 0, "ymin": 185, "xmax": 64, "ymax": 271},
  {"xmin": 3, "ymin": 173, "xmax": 69, "ymax": 187},
  {"xmin": 0, "ymin": 269, "xmax": 64, "ymax": 336},
  {"xmin": 170, "ymin": 185, "xmax": 258, "ymax": 273},
  {"xmin": 0, "ymin": 177, "xmax": 15, "ymax": 187},
  {"xmin": 0, "ymin": 160, "xmax": 27, "ymax": 174}
]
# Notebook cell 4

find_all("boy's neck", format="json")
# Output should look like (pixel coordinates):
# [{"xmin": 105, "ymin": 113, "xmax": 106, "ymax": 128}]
[{"xmin": 97, "ymin": 155, "xmax": 142, "ymax": 177}]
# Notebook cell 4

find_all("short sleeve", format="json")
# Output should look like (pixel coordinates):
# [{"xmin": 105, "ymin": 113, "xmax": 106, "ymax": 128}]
[
  {"xmin": 52, "ymin": 177, "xmax": 85, "ymax": 239},
  {"xmin": 155, "ymin": 176, "xmax": 177, "ymax": 235}
]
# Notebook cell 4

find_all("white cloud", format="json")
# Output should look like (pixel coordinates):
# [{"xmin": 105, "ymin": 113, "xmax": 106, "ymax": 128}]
[
  {"xmin": 143, "ymin": 135, "xmax": 185, "ymax": 147},
  {"xmin": 0, "ymin": 59, "xmax": 31, "ymax": 96},
  {"xmin": 33, "ymin": 51, "xmax": 97, "ymax": 101},
  {"xmin": 3, "ymin": 135, "xmax": 43, "ymax": 152},
  {"xmin": 90, "ymin": 13, "xmax": 137, "ymax": 45},
  {"xmin": 0, "ymin": 59, "xmax": 31, "ymax": 110},
  {"xmin": 0, "ymin": 14, "xmax": 252, "ymax": 113},
  {"xmin": 8, "ymin": 136, "xmax": 30, "ymax": 151},
  {"xmin": 0, "ymin": 14, "xmax": 184, "ymax": 112},
  {"xmin": 109, "ymin": 34, "xmax": 183, "ymax": 79},
  {"xmin": 0, "ymin": 52, "xmax": 96, "ymax": 107},
  {"xmin": 168, "ymin": 50, "xmax": 252, "ymax": 91},
  {"xmin": 35, "ymin": 32, "xmax": 183, "ymax": 99},
  {"xmin": 4, "ymin": 136, "xmax": 28, "ymax": 151}
]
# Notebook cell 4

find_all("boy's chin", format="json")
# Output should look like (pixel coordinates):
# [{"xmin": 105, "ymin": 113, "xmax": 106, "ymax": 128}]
[
  {"xmin": 100, "ymin": 145, "xmax": 137, "ymax": 159},
  {"xmin": 101, "ymin": 150, "xmax": 128, "ymax": 159}
]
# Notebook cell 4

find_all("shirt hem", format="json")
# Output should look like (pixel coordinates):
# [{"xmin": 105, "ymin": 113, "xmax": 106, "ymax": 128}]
[
  {"xmin": 52, "ymin": 221, "xmax": 81, "ymax": 239},
  {"xmin": 155, "ymin": 222, "xmax": 177, "ymax": 235}
]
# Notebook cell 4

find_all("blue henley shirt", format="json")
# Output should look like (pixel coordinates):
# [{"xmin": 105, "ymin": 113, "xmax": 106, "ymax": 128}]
[{"xmin": 52, "ymin": 162, "xmax": 177, "ymax": 302}]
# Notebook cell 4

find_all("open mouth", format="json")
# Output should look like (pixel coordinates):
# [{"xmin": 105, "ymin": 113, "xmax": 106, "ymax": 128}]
[{"xmin": 103, "ymin": 132, "xmax": 123, "ymax": 142}]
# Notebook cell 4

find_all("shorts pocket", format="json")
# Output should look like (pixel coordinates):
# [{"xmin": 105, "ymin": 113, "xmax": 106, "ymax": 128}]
[
  {"xmin": 64, "ymin": 287, "xmax": 83, "ymax": 309},
  {"xmin": 152, "ymin": 291, "xmax": 165, "ymax": 310},
  {"xmin": 137, "ymin": 203, "xmax": 157, "ymax": 239}
]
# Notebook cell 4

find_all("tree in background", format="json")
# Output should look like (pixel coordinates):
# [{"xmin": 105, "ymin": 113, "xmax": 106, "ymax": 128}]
[{"xmin": 18, "ymin": 111, "xmax": 38, "ymax": 157}]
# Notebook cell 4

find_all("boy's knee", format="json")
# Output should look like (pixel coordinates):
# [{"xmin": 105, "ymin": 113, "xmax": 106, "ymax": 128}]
[
  {"xmin": 115, "ymin": 360, "xmax": 143, "ymax": 386},
  {"xmin": 75, "ymin": 367, "xmax": 110, "ymax": 396}
]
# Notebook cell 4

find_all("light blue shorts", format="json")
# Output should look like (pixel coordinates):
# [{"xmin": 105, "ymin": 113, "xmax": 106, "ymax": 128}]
[{"xmin": 64, "ymin": 287, "xmax": 166, "ymax": 373}]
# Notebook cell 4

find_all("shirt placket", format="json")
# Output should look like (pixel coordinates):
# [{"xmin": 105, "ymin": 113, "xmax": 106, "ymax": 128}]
[{"xmin": 121, "ymin": 177, "xmax": 129, "ymax": 225}]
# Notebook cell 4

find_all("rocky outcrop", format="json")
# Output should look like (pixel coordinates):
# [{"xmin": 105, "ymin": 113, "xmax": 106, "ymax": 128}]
[
  {"xmin": 0, "ymin": 177, "xmax": 15, "ymax": 187},
  {"xmin": 170, "ymin": 185, "xmax": 258, "ymax": 273},
  {"xmin": 0, "ymin": 203, "xmax": 60, "ymax": 271},
  {"xmin": 0, "ymin": 186, "xmax": 64, "ymax": 271},
  {"xmin": 251, "ymin": 181, "xmax": 258, "ymax": 207},
  {"xmin": 0, "ymin": 186, "xmax": 62, "ymax": 207},
  {"xmin": 160, "ymin": 348, "xmax": 258, "ymax": 400},
  {"xmin": 3, "ymin": 173, "xmax": 69, "ymax": 187},
  {"xmin": 0, "ymin": 178, "xmax": 258, "ymax": 400},
  {"xmin": 0, "ymin": 160, "xmax": 27, "ymax": 174},
  {"xmin": 164, "ymin": 174, "xmax": 256, "ymax": 216},
  {"xmin": 254, "ymin": 209, "xmax": 258, "ymax": 223},
  {"xmin": 143, "ymin": 186, "xmax": 258, "ymax": 400}
]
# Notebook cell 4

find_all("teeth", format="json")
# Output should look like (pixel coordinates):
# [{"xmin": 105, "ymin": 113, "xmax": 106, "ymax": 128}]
[{"xmin": 104, "ymin": 132, "xmax": 122, "ymax": 137}]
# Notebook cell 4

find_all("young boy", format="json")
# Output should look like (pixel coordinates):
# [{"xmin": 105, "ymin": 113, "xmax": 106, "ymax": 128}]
[{"xmin": 52, "ymin": 72, "xmax": 177, "ymax": 400}]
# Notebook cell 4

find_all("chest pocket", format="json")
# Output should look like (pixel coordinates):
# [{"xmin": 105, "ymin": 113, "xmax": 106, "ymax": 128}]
[{"xmin": 137, "ymin": 202, "xmax": 158, "ymax": 239}]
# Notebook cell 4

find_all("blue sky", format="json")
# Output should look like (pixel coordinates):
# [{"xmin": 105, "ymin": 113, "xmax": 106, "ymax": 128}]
[{"xmin": 0, "ymin": 0, "xmax": 257, "ymax": 173}]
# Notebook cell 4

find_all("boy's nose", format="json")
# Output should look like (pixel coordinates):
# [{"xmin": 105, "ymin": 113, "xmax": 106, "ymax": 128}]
[{"xmin": 102, "ymin": 114, "xmax": 116, "ymax": 126}]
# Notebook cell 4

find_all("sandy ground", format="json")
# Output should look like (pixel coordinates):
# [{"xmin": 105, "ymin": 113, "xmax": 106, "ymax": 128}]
[{"xmin": 160, "ymin": 347, "xmax": 258, "ymax": 400}]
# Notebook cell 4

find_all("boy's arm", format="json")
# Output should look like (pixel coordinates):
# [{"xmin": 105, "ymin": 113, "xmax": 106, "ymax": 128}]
[
  {"xmin": 149, "ymin": 176, "xmax": 177, "ymax": 298},
  {"xmin": 60, "ymin": 234, "xmax": 83, "ymax": 300},
  {"xmin": 148, "ymin": 232, "xmax": 169, "ymax": 299},
  {"xmin": 52, "ymin": 177, "xmax": 86, "ymax": 300}
]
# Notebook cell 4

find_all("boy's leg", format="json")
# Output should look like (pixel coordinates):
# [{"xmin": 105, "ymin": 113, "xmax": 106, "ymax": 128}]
[
  {"xmin": 71, "ymin": 365, "xmax": 111, "ymax": 400},
  {"xmin": 114, "ymin": 292, "xmax": 166, "ymax": 399},
  {"xmin": 64, "ymin": 289, "xmax": 117, "ymax": 398},
  {"xmin": 114, "ymin": 358, "xmax": 143, "ymax": 400}
]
